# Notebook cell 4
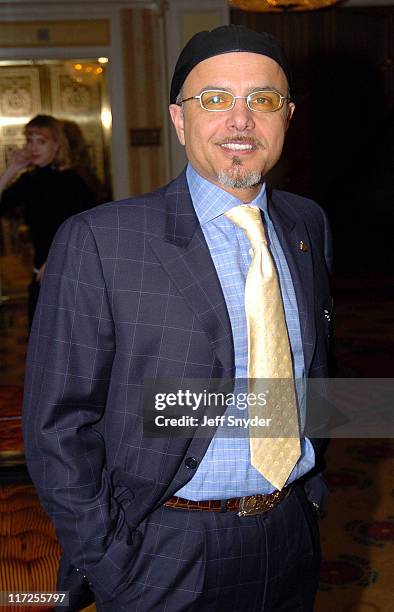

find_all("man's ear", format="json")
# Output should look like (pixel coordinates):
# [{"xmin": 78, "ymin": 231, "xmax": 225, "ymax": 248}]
[
  {"xmin": 169, "ymin": 104, "xmax": 185, "ymax": 146},
  {"xmin": 286, "ymin": 102, "xmax": 295, "ymax": 130}
]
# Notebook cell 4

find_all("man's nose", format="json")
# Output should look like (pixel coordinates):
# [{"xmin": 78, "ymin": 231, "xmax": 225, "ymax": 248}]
[{"xmin": 225, "ymin": 98, "xmax": 255, "ymax": 131}]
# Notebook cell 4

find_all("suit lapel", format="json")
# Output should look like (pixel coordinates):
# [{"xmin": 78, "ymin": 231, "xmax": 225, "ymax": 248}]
[
  {"xmin": 268, "ymin": 190, "xmax": 316, "ymax": 377},
  {"xmin": 149, "ymin": 172, "xmax": 234, "ymax": 376}
]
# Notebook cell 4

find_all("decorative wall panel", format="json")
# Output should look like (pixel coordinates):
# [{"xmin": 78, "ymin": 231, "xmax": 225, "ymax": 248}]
[{"xmin": 0, "ymin": 67, "xmax": 41, "ymax": 175}]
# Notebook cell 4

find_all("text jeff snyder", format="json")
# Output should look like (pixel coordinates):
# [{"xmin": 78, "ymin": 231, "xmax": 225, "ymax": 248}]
[{"xmin": 154, "ymin": 415, "xmax": 272, "ymax": 428}]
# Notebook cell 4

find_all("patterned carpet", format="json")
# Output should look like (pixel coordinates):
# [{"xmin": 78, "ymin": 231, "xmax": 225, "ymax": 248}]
[
  {"xmin": 315, "ymin": 276, "xmax": 394, "ymax": 611},
  {"xmin": 0, "ymin": 485, "xmax": 60, "ymax": 612},
  {"xmin": 316, "ymin": 439, "xmax": 394, "ymax": 611},
  {"xmin": 0, "ymin": 256, "xmax": 393, "ymax": 610}
]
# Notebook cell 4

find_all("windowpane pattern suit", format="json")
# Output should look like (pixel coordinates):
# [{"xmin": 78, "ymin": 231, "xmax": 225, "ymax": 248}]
[{"xmin": 23, "ymin": 170, "xmax": 333, "ymax": 611}]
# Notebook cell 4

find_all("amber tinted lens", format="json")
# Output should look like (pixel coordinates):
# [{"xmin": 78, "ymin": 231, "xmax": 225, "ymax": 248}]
[
  {"xmin": 248, "ymin": 91, "xmax": 282, "ymax": 112},
  {"xmin": 200, "ymin": 90, "xmax": 234, "ymax": 111}
]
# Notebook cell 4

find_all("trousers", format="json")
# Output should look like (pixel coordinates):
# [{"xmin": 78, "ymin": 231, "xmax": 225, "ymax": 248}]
[{"xmin": 95, "ymin": 484, "xmax": 321, "ymax": 612}]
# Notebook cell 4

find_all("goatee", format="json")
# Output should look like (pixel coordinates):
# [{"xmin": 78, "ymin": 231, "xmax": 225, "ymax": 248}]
[{"xmin": 217, "ymin": 156, "xmax": 262, "ymax": 190}]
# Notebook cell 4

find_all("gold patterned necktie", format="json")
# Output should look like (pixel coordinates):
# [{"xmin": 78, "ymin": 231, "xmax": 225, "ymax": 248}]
[{"xmin": 225, "ymin": 205, "xmax": 300, "ymax": 490}]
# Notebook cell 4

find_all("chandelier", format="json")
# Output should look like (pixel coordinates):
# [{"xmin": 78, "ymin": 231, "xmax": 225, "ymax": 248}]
[
  {"xmin": 228, "ymin": 0, "xmax": 340, "ymax": 12},
  {"xmin": 65, "ymin": 61, "xmax": 105, "ymax": 86}
]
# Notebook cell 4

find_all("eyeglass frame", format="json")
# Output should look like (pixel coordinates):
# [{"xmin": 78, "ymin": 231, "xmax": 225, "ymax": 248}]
[{"xmin": 178, "ymin": 89, "xmax": 292, "ymax": 113}]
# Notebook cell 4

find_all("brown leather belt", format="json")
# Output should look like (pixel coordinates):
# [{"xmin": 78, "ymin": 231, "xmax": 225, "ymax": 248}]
[{"xmin": 163, "ymin": 486, "xmax": 291, "ymax": 517}]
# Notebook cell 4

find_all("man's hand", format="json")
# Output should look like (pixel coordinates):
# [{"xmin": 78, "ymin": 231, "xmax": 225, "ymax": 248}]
[{"xmin": 35, "ymin": 263, "xmax": 46, "ymax": 285}]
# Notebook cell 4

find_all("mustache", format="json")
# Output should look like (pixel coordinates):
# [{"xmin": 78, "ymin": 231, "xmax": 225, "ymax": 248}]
[{"xmin": 215, "ymin": 135, "xmax": 264, "ymax": 148}]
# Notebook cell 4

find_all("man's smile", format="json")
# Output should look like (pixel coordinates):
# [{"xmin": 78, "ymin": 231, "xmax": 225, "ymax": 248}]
[
  {"xmin": 221, "ymin": 143, "xmax": 254, "ymax": 151},
  {"xmin": 216, "ymin": 137, "xmax": 262, "ymax": 155}
]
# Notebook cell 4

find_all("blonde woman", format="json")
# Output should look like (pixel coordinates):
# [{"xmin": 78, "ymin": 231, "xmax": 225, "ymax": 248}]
[{"xmin": 0, "ymin": 115, "xmax": 96, "ymax": 325}]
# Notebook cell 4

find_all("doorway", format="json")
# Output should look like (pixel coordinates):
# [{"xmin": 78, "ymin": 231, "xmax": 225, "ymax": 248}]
[{"xmin": 0, "ymin": 57, "xmax": 112, "ymax": 303}]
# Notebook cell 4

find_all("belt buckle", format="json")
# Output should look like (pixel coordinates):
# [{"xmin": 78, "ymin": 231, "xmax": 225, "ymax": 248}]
[
  {"xmin": 237, "ymin": 489, "xmax": 289, "ymax": 518},
  {"xmin": 238, "ymin": 494, "xmax": 268, "ymax": 517}
]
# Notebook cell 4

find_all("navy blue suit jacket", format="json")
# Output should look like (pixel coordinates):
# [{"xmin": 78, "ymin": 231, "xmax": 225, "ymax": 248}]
[{"xmin": 23, "ymin": 170, "xmax": 333, "ymax": 606}]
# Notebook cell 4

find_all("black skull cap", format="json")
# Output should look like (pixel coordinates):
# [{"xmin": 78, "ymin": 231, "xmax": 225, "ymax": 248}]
[{"xmin": 170, "ymin": 24, "xmax": 293, "ymax": 104}]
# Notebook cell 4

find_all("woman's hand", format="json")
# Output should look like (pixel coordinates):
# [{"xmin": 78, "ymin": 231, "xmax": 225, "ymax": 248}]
[
  {"xmin": 0, "ymin": 147, "xmax": 32, "ymax": 198},
  {"xmin": 8, "ymin": 147, "xmax": 32, "ymax": 172}
]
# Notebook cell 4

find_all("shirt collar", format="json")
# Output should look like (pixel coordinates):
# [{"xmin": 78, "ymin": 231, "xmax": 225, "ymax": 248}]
[{"xmin": 186, "ymin": 163, "xmax": 267, "ymax": 226}]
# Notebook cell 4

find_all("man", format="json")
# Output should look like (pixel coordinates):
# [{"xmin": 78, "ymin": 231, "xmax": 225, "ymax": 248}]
[{"xmin": 23, "ymin": 25, "xmax": 333, "ymax": 611}]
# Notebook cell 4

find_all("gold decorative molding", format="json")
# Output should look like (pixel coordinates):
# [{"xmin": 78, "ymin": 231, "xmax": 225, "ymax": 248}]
[
  {"xmin": 229, "ymin": 0, "xmax": 340, "ymax": 12},
  {"xmin": 121, "ymin": 7, "xmax": 166, "ymax": 195},
  {"xmin": 0, "ymin": 20, "xmax": 110, "ymax": 47}
]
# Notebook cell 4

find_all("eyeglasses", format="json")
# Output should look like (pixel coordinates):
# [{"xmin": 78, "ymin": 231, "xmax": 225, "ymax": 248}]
[{"xmin": 179, "ymin": 89, "xmax": 291, "ymax": 113}]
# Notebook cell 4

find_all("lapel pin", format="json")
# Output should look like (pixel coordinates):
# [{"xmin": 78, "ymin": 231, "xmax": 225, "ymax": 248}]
[{"xmin": 299, "ymin": 240, "xmax": 308, "ymax": 252}]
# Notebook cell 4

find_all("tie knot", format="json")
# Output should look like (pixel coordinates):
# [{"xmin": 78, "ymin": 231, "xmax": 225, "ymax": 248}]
[{"xmin": 225, "ymin": 205, "xmax": 267, "ymax": 245}]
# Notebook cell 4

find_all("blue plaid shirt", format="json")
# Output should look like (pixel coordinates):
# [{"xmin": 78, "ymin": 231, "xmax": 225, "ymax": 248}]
[{"xmin": 176, "ymin": 164, "xmax": 315, "ymax": 499}]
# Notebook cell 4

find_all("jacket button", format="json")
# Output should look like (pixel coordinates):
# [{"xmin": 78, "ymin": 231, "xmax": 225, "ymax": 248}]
[{"xmin": 185, "ymin": 457, "xmax": 198, "ymax": 469}]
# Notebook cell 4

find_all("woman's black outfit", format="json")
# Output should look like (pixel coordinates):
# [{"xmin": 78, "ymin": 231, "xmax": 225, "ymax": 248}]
[{"xmin": 1, "ymin": 164, "xmax": 97, "ymax": 325}]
